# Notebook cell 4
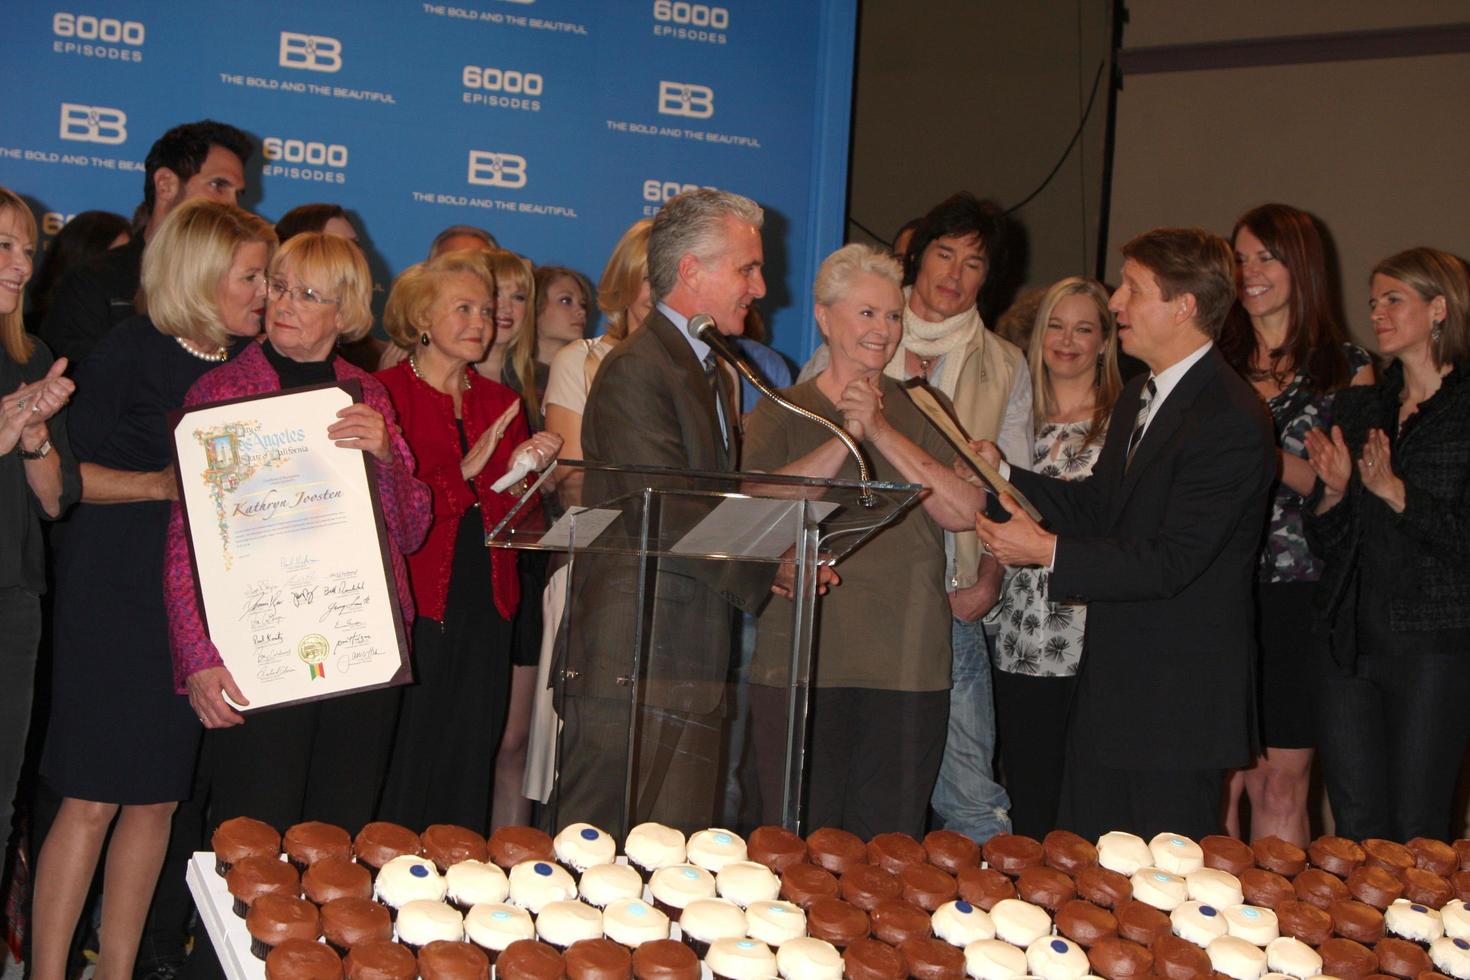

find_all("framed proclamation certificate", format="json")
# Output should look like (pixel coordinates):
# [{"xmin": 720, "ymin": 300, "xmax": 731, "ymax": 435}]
[{"xmin": 170, "ymin": 380, "xmax": 411, "ymax": 712}]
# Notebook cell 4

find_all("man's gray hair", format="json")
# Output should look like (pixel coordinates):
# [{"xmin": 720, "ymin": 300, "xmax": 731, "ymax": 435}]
[
  {"xmin": 647, "ymin": 188, "xmax": 763, "ymax": 302},
  {"xmin": 428, "ymin": 223, "xmax": 498, "ymax": 258}
]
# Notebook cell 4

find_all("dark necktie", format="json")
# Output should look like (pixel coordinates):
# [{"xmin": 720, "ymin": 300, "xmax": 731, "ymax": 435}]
[
  {"xmin": 704, "ymin": 351, "xmax": 728, "ymax": 448},
  {"xmin": 1125, "ymin": 377, "xmax": 1157, "ymax": 469}
]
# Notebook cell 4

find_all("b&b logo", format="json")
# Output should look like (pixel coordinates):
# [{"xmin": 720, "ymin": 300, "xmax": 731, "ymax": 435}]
[
  {"xmin": 657, "ymin": 81, "xmax": 713, "ymax": 119},
  {"xmin": 467, "ymin": 151, "xmax": 527, "ymax": 189},
  {"xmin": 59, "ymin": 103, "xmax": 127, "ymax": 145},
  {"xmin": 279, "ymin": 32, "xmax": 342, "ymax": 73}
]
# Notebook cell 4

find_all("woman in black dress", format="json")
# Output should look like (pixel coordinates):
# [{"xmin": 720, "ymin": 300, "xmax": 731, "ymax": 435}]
[
  {"xmin": 1305, "ymin": 246, "xmax": 1470, "ymax": 840},
  {"xmin": 31, "ymin": 200, "xmax": 274, "ymax": 980}
]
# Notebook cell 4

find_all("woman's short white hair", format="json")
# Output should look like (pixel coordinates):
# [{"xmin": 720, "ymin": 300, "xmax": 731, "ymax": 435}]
[{"xmin": 814, "ymin": 243, "xmax": 902, "ymax": 307}]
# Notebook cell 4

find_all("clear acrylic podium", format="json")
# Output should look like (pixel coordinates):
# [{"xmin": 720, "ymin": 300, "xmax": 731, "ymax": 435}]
[{"xmin": 488, "ymin": 460, "xmax": 923, "ymax": 837}]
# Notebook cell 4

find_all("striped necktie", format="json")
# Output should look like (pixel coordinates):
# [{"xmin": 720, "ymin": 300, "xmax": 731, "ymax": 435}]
[
  {"xmin": 1125, "ymin": 377, "xmax": 1157, "ymax": 469},
  {"xmin": 704, "ymin": 351, "xmax": 728, "ymax": 448}
]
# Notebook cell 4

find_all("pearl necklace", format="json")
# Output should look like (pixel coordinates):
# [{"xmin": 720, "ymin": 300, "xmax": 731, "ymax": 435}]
[
  {"xmin": 408, "ymin": 355, "xmax": 470, "ymax": 391},
  {"xmin": 176, "ymin": 337, "xmax": 228, "ymax": 362}
]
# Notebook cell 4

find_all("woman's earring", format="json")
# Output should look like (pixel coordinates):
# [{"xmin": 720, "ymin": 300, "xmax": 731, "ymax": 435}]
[
  {"xmin": 420, "ymin": 332, "xmax": 431, "ymax": 347},
  {"xmin": 1432, "ymin": 321, "xmax": 1444, "ymax": 344}
]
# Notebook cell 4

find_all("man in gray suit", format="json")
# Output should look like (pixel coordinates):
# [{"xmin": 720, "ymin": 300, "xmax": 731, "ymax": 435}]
[{"xmin": 555, "ymin": 189, "xmax": 774, "ymax": 834}]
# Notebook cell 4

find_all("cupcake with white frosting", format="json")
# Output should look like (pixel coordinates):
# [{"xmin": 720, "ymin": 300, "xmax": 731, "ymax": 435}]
[
  {"xmin": 393, "ymin": 900, "xmax": 463, "ymax": 952},
  {"xmin": 604, "ymin": 897, "xmax": 671, "ymax": 948},
  {"xmin": 554, "ymin": 823, "xmax": 617, "ymax": 877},
  {"xmin": 776, "ymin": 937, "xmax": 842, "ymax": 980},
  {"xmin": 579, "ymin": 862, "xmax": 644, "ymax": 910},
  {"xmin": 444, "ymin": 860, "xmax": 508, "ymax": 912},
  {"xmin": 933, "ymin": 900, "xmax": 995, "ymax": 947},
  {"xmin": 507, "ymin": 859, "xmax": 577, "ymax": 914},
  {"xmin": 536, "ymin": 899, "xmax": 604, "ymax": 951},
  {"xmin": 964, "ymin": 939, "xmax": 1029, "ymax": 980},
  {"xmin": 1096, "ymin": 833, "xmax": 1152, "ymax": 876},
  {"xmin": 1150, "ymin": 834, "xmax": 1205, "ymax": 876},
  {"xmin": 649, "ymin": 864, "xmax": 717, "ymax": 922},
  {"xmin": 625, "ymin": 823, "xmax": 686, "ymax": 880},
  {"xmin": 678, "ymin": 897, "xmax": 747, "ymax": 957},
  {"xmin": 718, "ymin": 861, "xmax": 781, "ymax": 909},
  {"xmin": 746, "ymin": 900, "xmax": 807, "ymax": 947},
  {"xmin": 706, "ymin": 937, "xmax": 776, "ymax": 980},
  {"xmin": 463, "ymin": 902, "xmax": 534, "ymax": 961},
  {"xmin": 688, "ymin": 829, "xmax": 748, "ymax": 874}
]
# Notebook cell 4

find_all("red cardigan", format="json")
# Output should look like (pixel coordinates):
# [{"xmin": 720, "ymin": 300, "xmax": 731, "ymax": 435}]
[{"xmin": 376, "ymin": 360, "xmax": 533, "ymax": 622}]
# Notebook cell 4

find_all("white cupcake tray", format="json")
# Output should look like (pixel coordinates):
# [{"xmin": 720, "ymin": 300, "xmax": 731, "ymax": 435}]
[{"xmin": 187, "ymin": 852, "xmax": 267, "ymax": 980}]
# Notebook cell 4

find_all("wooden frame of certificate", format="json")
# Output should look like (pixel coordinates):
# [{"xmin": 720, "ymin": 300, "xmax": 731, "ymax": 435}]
[{"xmin": 170, "ymin": 380, "xmax": 411, "ymax": 712}]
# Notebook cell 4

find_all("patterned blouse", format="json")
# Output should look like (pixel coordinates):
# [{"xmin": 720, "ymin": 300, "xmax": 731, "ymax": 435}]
[
  {"xmin": 1259, "ymin": 344, "xmax": 1373, "ymax": 583},
  {"xmin": 993, "ymin": 417, "xmax": 1107, "ymax": 678}
]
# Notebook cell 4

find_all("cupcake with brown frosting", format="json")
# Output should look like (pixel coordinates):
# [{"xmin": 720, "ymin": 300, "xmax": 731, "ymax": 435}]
[
  {"xmin": 343, "ymin": 940, "xmax": 415, "ymax": 980},
  {"xmin": 422, "ymin": 825, "xmax": 488, "ymax": 874},
  {"xmin": 564, "ymin": 938, "xmax": 632, "ymax": 980},
  {"xmin": 805, "ymin": 828, "xmax": 867, "ymax": 876},
  {"xmin": 489, "ymin": 827, "xmax": 555, "ymax": 871},
  {"xmin": 1086, "ymin": 936, "xmax": 1153, "ymax": 979},
  {"xmin": 1017, "ymin": 866, "xmax": 1076, "ymax": 912},
  {"xmin": 228, "ymin": 855, "xmax": 300, "ymax": 918},
  {"xmin": 247, "ymin": 894, "xmax": 320, "ymax": 961},
  {"xmin": 1199, "ymin": 837, "xmax": 1255, "ymax": 877},
  {"xmin": 1347, "ymin": 866, "xmax": 1404, "ymax": 909},
  {"xmin": 956, "ymin": 867, "xmax": 1017, "ymax": 910},
  {"xmin": 1308, "ymin": 836, "xmax": 1365, "ymax": 878},
  {"xmin": 631, "ymin": 939, "xmax": 699, "ymax": 980},
  {"xmin": 746, "ymin": 826, "xmax": 807, "ymax": 873},
  {"xmin": 869, "ymin": 899, "xmax": 931, "ymax": 946},
  {"xmin": 842, "ymin": 938, "xmax": 905, "ymax": 980},
  {"xmin": 1253, "ymin": 837, "xmax": 1307, "ymax": 878},
  {"xmin": 213, "ymin": 817, "xmax": 281, "ymax": 877},
  {"xmin": 1076, "ymin": 865, "xmax": 1132, "ymax": 910},
  {"xmin": 922, "ymin": 831, "xmax": 979, "ymax": 874},
  {"xmin": 284, "ymin": 821, "xmax": 352, "ymax": 872},
  {"xmin": 804, "ymin": 898, "xmax": 869, "ymax": 949},
  {"xmin": 417, "ymin": 941, "xmax": 490, "ymax": 980},
  {"xmin": 1275, "ymin": 899, "xmax": 1333, "ymax": 946},
  {"xmin": 982, "ymin": 834, "xmax": 1045, "ymax": 877},
  {"xmin": 839, "ymin": 864, "xmax": 901, "ymax": 911},
  {"xmin": 901, "ymin": 864, "xmax": 958, "ymax": 912},
  {"xmin": 868, "ymin": 833, "xmax": 926, "ymax": 875},
  {"xmin": 320, "ymin": 897, "xmax": 392, "ymax": 954},
  {"xmin": 1361, "ymin": 839, "xmax": 1415, "ymax": 876},
  {"xmin": 1317, "ymin": 937, "xmax": 1378, "ymax": 980},
  {"xmin": 1294, "ymin": 868, "xmax": 1350, "ymax": 910},
  {"xmin": 779, "ymin": 863, "xmax": 839, "ymax": 909},
  {"xmin": 353, "ymin": 823, "xmax": 421, "ymax": 875},
  {"xmin": 265, "ymin": 939, "xmax": 341, "ymax": 980},
  {"xmin": 1328, "ymin": 899, "xmax": 1384, "ymax": 944},
  {"xmin": 1044, "ymin": 831, "xmax": 1100, "ymax": 876},
  {"xmin": 304, "ymin": 858, "xmax": 373, "ymax": 905}
]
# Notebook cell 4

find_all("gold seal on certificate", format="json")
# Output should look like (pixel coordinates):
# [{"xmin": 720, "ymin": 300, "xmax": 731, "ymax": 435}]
[
  {"xmin": 297, "ymin": 634, "xmax": 329, "ymax": 680},
  {"xmin": 171, "ymin": 381, "xmax": 411, "ymax": 712}
]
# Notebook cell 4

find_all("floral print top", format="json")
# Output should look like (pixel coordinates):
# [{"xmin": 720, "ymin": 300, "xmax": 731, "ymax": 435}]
[
  {"xmin": 994, "ymin": 418, "xmax": 1105, "ymax": 678},
  {"xmin": 1259, "ymin": 344, "xmax": 1373, "ymax": 583}
]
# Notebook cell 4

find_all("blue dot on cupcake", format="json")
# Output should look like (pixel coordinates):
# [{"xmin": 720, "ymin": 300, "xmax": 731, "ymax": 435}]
[
  {"xmin": 581, "ymin": 828, "xmax": 599, "ymax": 841},
  {"xmin": 1241, "ymin": 908, "xmax": 1260, "ymax": 918},
  {"xmin": 1050, "ymin": 940, "xmax": 1067, "ymax": 954},
  {"xmin": 410, "ymin": 865, "xmax": 428, "ymax": 878},
  {"xmin": 1412, "ymin": 904, "xmax": 1428, "ymax": 913},
  {"xmin": 1201, "ymin": 906, "xmax": 1216, "ymax": 917},
  {"xmin": 737, "ymin": 940, "xmax": 756, "ymax": 949},
  {"xmin": 534, "ymin": 862, "xmax": 552, "ymax": 876},
  {"xmin": 1456, "ymin": 938, "xmax": 1469, "ymax": 950},
  {"xmin": 492, "ymin": 910, "xmax": 511, "ymax": 921},
  {"xmin": 682, "ymin": 868, "xmax": 699, "ymax": 879},
  {"xmin": 956, "ymin": 901, "xmax": 973, "ymax": 914},
  {"xmin": 715, "ymin": 833, "xmax": 732, "ymax": 845}
]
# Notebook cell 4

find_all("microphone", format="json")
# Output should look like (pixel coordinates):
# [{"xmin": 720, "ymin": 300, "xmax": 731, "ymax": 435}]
[{"xmin": 687, "ymin": 313, "xmax": 876, "ymax": 507}]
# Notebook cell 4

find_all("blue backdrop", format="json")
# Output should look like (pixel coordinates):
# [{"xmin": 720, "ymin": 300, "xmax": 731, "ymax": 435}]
[{"xmin": 0, "ymin": 1, "xmax": 857, "ymax": 364}]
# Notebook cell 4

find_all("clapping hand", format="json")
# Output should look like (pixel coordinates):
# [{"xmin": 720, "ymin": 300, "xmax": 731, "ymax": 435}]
[
  {"xmin": 1, "ymin": 358, "xmax": 73, "ymax": 455},
  {"xmin": 1358, "ymin": 428, "xmax": 1404, "ymax": 510},
  {"xmin": 836, "ymin": 376, "xmax": 886, "ymax": 441},
  {"xmin": 1303, "ymin": 425, "xmax": 1352, "ymax": 498},
  {"xmin": 461, "ymin": 400, "xmax": 522, "ymax": 481}
]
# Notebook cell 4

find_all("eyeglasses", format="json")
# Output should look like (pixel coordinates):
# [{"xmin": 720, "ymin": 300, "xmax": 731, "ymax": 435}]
[{"xmin": 267, "ymin": 279, "xmax": 339, "ymax": 306}]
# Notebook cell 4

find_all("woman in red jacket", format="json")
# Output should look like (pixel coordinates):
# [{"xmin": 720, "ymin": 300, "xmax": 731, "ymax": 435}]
[{"xmin": 376, "ymin": 249, "xmax": 561, "ymax": 833}]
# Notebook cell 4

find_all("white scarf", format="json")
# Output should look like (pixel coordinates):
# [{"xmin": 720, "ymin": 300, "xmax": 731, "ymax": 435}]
[{"xmin": 883, "ymin": 286, "xmax": 982, "ymax": 399}]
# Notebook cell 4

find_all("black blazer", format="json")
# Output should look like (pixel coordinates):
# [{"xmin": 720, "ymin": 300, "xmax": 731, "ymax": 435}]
[
  {"xmin": 1304, "ymin": 362, "xmax": 1470, "ymax": 658},
  {"xmin": 1008, "ymin": 347, "xmax": 1276, "ymax": 770},
  {"xmin": 561, "ymin": 310, "xmax": 763, "ymax": 711}
]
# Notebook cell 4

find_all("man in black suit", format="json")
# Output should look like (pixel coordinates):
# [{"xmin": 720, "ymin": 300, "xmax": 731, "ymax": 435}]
[
  {"xmin": 40, "ymin": 119, "xmax": 252, "ymax": 367},
  {"xmin": 555, "ymin": 189, "xmax": 779, "ymax": 834},
  {"xmin": 976, "ymin": 227, "xmax": 1275, "ymax": 839}
]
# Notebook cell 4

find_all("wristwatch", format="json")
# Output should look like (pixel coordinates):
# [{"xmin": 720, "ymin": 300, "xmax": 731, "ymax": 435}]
[{"xmin": 17, "ymin": 438, "xmax": 52, "ymax": 460}]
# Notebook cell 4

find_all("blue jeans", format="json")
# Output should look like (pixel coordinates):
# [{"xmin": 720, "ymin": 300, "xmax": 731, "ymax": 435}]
[{"xmin": 929, "ymin": 617, "xmax": 1011, "ymax": 842}]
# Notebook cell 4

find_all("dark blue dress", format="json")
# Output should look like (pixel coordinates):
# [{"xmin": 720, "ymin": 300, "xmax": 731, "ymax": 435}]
[{"xmin": 42, "ymin": 318, "xmax": 242, "ymax": 803}]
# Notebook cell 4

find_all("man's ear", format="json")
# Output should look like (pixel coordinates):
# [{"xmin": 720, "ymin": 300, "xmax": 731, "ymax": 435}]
[
  {"xmin": 152, "ymin": 166, "xmax": 182, "ymax": 212},
  {"xmin": 1176, "ymin": 291, "xmax": 1199, "ymax": 326},
  {"xmin": 676, "ymin": 251, "xmax": 703, "ymax": 294}
]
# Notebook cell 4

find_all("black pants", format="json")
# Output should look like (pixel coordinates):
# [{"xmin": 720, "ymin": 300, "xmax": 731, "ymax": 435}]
[
  {"xmin": 994, "ymin": 669, "xmax": 1077, "ymax": 839},
  {"xmin": 1318, "ymin": 647, "xmax": 1470, "ymax": 840},
  {"xmin": 1056, "ymin": 690, "xmax": 1223, "ymax": 842},
  {"xmin": 751, "ymin": 685, "xmax": 948, "ymax": 840}
]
